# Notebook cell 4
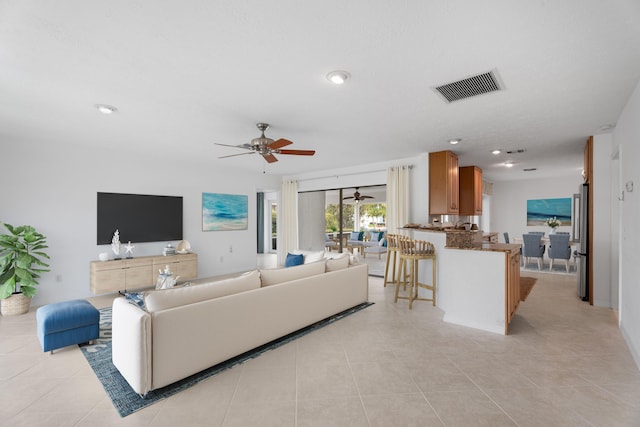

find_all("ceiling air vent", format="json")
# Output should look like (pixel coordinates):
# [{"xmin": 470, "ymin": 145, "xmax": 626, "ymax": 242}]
[
  {"xmin": 505, "ymin": 148, "xmax": 527, "ymax": 154},
  {"xmin": 433, "ymin": 69, "xmax": 503, "ymax": 103}
]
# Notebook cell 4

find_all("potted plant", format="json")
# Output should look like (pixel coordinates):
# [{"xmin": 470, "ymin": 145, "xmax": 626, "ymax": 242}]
[{"xmin": 0, "ymin": 223, "xmax": 50, "ymax": 316}]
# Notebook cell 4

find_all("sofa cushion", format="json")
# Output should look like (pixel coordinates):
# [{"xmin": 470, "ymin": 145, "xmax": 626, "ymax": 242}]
[
  {"xmin": 144, "ymin": 270, "xmax": 260, "ymax": 312},
  {"xmin": 291, "ymin": 250, "xmax": 325, "ymax": 264},
  {"xmin": 370, "ymin": 231, "xmax": 382, "ymax": 241},
  {"xmin": 260, "ymin": 261, "xmax": 326, "ymax": 287},
  {"xmin": 285, "ymin": 253, "xmax": 304, "ymax": 267},
  {"xmin": 325, "ymin": 252, "xmax": 350, "ymax": 272}
]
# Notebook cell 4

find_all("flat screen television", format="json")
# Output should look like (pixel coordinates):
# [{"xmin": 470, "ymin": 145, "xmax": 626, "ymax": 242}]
[{"xmin": 97, "ymin": 192, "xmax": 183, "ymax": 245}]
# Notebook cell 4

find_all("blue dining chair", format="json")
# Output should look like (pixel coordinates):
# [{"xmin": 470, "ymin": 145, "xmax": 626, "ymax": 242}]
[
  {"xmin": 522, "ymin": 233, "xmax": 546, "ymax": 270},
  {"xmin": 548, "ymin": 234, "xmax": 572, "ymax": 272}
]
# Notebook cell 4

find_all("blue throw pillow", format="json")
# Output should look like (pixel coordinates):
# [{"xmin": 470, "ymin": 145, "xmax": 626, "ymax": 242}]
[
  {"xmin": 371, "ymin": 232, "xmax": 381, "ymax": 241},
  {"xmin": 285, "ymin": 253, "xmax": 304, "ymax": 268},
  {"xmin": 349, "ymin": 231, "xmax": 360, "ymax": 240},
  {"xmin": 125, "ymin": 292, "xmax": 147, "ymax": 311}
]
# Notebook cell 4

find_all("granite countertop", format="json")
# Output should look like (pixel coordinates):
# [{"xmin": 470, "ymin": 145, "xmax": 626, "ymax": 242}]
[{"xmin": 445, "ymin": 242, "xmax": 521, "ymax": 253}]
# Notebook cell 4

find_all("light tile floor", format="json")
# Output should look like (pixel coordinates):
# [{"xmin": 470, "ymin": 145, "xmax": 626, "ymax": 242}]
[{"xmin": 1, "ymin": 272, "xmax": 639, "ymax": 426}]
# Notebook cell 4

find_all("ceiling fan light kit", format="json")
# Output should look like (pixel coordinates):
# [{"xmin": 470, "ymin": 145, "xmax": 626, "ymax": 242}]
[{"xmin": 216, "ymin": 123, "xmax": 315, "ymax": 164}]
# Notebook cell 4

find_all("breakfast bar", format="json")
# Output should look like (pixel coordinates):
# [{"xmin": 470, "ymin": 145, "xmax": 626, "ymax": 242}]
[{"xmin": 402, "ymin": 228, "xmax": 521, "ymax": 335}]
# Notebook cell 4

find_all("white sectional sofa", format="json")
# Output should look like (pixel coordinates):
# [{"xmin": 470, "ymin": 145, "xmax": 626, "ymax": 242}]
[{"xmin": 112, "ymin": 258, "xmax": 368, "ymax": 395}]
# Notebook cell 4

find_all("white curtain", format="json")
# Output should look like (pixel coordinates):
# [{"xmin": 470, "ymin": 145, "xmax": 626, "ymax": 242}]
[
  {"xmin": 386, "ymin": 166, "xmax": 410, "ymax": 233},
  {"xmin": 279, "ymin": 180, "xmax": 299, "ymax": 263}
]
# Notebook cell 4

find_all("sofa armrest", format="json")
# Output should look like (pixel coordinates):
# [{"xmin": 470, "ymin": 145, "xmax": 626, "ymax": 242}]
[{"xmin": 112, "ymin": 297, "xmax": 152, "ymax": 396}]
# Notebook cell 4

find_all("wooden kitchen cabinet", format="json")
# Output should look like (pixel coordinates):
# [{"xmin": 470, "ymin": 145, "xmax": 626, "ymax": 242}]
[
  {"xmin": 429, "ymin": 150, "xmax": 459, "ymax": 215},
  {"xmin": 90, "ymin": 253, "xmax": 198, "ymax": 294},
  {"xmin": 505, "ymin": 249, "xmax": 521, "ymax": 331},
  {"xmin": 459, "ymin": 166, "xmax": 483, "ymax": 215}
]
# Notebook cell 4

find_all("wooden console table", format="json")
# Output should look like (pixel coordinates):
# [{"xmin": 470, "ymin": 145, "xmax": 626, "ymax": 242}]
[{"xmin": 90, "ymin": 253, "xmax": 198, "ymax": 294}]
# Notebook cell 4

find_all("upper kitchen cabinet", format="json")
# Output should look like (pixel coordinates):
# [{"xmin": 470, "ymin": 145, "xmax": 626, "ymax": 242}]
[
  {"xmin": 429, "ymin": 150, "xmax": 459, "ymax": 215},
  {"xmin": 459, "ymin": 166, "xmax": 483, "ymax": 215}
]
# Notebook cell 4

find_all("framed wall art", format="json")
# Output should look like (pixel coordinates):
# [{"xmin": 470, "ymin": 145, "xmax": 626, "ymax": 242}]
[
  {"xmin": 202, "ymin": 193, "xmax": 248, "ymax": 231},
  {"xmin": 526, "ymin": 197, "xmax": 572, "ymax": 226}
]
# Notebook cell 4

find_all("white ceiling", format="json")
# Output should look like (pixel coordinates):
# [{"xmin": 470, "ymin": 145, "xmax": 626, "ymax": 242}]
[{"xmin": 2, "ymin": 1, "xmax": 639, "ymax": 182}]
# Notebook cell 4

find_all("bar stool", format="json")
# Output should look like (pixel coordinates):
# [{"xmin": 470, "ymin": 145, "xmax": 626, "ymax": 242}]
[
  {"xmin": 383, "ymin": 234, "xmax": 400, "ymax": 288},
  {"xmin": 395, "ymin": 238, "xmax": 437, "ymax": 309}
]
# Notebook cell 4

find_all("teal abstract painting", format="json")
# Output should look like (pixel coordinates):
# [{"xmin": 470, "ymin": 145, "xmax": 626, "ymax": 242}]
[
  {"xmin": 202, "ymin": 193, "xmax": 248, "ymax": 231},
  {"xmin": 526, "ymin": 197, "xmax": 572, "ymax": 226}
]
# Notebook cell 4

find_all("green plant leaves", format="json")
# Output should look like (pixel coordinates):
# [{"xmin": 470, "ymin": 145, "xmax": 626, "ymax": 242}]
[
  {"xmin": 0, "ymin": 275, "xmax": 16, "ymax": 299},
  {"xmin": 0, "ymin": 222, "xmax": 50, "ymax": 299}
]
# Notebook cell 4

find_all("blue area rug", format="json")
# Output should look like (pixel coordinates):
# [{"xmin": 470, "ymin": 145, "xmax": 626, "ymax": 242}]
[{"xmin": 80, "ymin": 302, "xmax": 374, "ymax": 417}]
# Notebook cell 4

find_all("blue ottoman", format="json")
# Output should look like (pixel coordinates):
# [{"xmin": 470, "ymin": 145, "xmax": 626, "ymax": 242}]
[{"xmin": 36, "ymin": 299, "xmax": 100, "ymax": 353}]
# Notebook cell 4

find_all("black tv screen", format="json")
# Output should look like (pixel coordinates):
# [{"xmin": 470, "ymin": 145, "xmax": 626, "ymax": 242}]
[{"xmin": 97, "ymin": 192, "xmax": 183, "ymax": 245}]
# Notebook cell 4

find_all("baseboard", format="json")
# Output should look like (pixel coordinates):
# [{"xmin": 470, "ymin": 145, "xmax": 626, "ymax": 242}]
[{"xmin": 620, "ymin": 322, "xmax": 640, "ymax": 371}]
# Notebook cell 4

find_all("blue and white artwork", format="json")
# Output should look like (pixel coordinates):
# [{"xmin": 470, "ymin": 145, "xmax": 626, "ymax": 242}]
[
  {"xmin": 202, "ymin": 193, "xmax": 248, "ymax": 231},
  {"xmin": 526, "ymin": 197, "xmax": 572, "ymax": 226}
]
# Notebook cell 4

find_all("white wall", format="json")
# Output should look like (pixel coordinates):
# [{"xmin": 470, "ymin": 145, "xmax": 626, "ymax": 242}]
[
  {"xmin": 616, "ymin": 79, "xmax": 640, "ymax": 368},
  {"xmin": 0, "ymin": 140, "xmax": 280, "ymax": 307},
  {"xmin": 592, "ymin": 134, "xmax": 613, "ymax": 308},
  {"xmin": 491, "ymin": 175, "xmax": 583, "ymax": 241}
]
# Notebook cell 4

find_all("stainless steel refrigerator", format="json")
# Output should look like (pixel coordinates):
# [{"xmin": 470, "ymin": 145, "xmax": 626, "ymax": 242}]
[{"xmin": 573, "ymin": 183, "xmax": 589, "ymax": 301}]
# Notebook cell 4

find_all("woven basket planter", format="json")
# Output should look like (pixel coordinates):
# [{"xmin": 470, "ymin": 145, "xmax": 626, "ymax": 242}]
[{"xmin": 1, "ymin": 293, "xmax": 32, "ymax": 316}]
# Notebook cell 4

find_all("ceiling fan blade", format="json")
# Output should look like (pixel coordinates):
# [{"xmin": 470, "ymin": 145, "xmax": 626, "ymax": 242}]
[
  {"xmin": 278, "ymin": 149, "xmax": 316, "ymax": 156},
  {"xmin": 268, "ymin": 138, "xmax": 293, "ymax": 149},
  {"xmin": 360, "ymin": 195, "xmax": 374, "ymax": 199},
  {"xmin": 262, "ymin": 153, "xmax": 278, "ymax": 163},
  {"xmin": 215, "ymin": 143, "xmax": 251, "ymax": 149},
  {"xmin": 218, "ymin": 152, "xmax": 255, "ymax": 159},
  {"xmin": 343, "ymin": 196, "xmax": 355, "ymax": 199}
]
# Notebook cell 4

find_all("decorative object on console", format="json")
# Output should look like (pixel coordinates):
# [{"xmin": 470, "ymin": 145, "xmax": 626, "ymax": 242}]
[
  {"xmin": 156, "ymin": 265, "xmax": 179, "ymax": 289},
  {"xmin": 0, "ymin": 223, "xmax": 51, "ymax": 316},
  {"xmin": 111, "ymin": 229, "xmax": 121, "ymax": 259},
  {"xmin": 202, "ymin": 193, "xmax": 248, "ymax": 231},
  {"xmin": 162, "ymin": 243, "xmax": 176, "ymax": 256},
  {"xmin": 98, "ymin": 252, "xmax": 109, "ymax": 262},
  {"xmin": 176, "ymin": 240, "xmax": 191, "ymax": 254},
  {"xmin": 124, "ymin": 241, "xmax": 135, "ymax": 258}
]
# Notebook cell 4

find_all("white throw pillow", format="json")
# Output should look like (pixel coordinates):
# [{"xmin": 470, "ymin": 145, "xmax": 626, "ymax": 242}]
[
  {"xmin": 325, "ymin": 252, "xmax": 350, "ymax": 272},
  {"xmin": 291, "ymin": 250, "xmax": 325, "ymax": 264},
  {"xmin": 260, "ymin": 261, "xmax": 326, "ymax": 287},
  {"xmin": 144, "ymin": 270, "xmax": 260, "ymax": 312}
]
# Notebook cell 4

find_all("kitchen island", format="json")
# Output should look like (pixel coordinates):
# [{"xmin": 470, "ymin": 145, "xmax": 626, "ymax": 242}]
[{"xmin": 402, "ymin": 228, "xmax": 521, "ymax": 335}]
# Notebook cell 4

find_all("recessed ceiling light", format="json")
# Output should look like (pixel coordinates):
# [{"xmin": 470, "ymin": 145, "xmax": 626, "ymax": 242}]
[
  {"xmin": 326, "ymin": 70, "xmax": 350, "ymax": 85},
  {"xmin": 505, "ymin": 161, "xmax": 515, "ymax": 168},
  {"xmin": 95, "ymin": 104, "xmax": 117, "ymax": 114},
  {"xmin": 599, "ymin": 123, "xmax": 615, "ymax": 131},
  {"xmin": 448, "ymin": 138, "xmax": 461, "ymax": 145},
  {"xmin": 491, "ymin": 149, "xmax": 502, "ymax": 155}
]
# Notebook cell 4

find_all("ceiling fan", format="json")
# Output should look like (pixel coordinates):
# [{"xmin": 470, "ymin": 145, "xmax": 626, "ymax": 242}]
[
  {"xmin": 216, "ymin": 123, "xmax": 316, "ymax": 163},
  {"xmin": 343, "ymin": 188, "xmax": 374, "ymax": 203}
]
